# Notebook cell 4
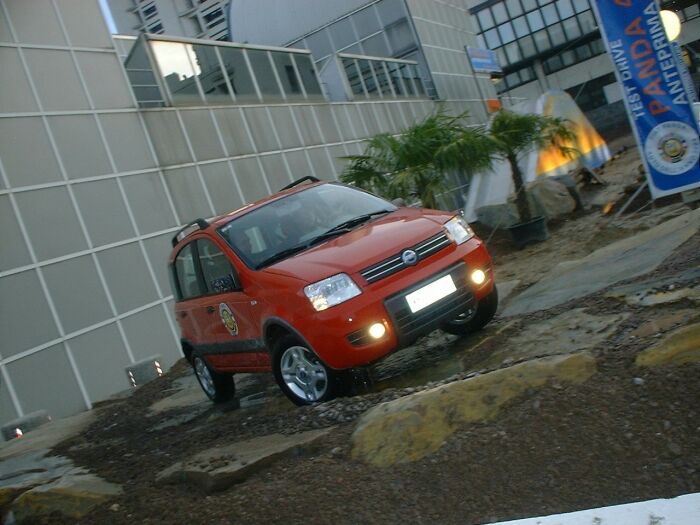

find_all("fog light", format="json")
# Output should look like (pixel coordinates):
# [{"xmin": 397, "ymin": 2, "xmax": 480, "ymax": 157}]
[
  {"xmin": 471, "ymin": 269, "xmax": 486, "ymax": 285},
  {"xmin": 368, "ymin": 322, "xmax": 386, "ymax": 339}
]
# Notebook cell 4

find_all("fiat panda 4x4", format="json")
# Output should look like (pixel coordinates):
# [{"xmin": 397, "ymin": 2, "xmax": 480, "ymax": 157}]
[{"xmin": 169, "ymin": 177, "xmax": 497, "ymax": 405}]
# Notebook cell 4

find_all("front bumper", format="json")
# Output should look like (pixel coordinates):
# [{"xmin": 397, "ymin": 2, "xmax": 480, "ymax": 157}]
[{"xmin": 302, "ymin": 238, "xmax": 494, "ymax": 370}]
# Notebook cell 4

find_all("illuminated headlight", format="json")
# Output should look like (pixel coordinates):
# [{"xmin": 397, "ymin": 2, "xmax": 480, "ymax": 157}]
[
  {"xmin": 368, "ymin": 322, "xmax": 386, "ymax": 339},
  {"xmin": 443, "ymin": 216, "xmax": 475, "ymax": 245},
  {"xmin": 304, "ymin": 273, "xmax": 361, "ymax": 311},
  {"xmin": 471, "ymin": 269, "xmax": 486, "ymax": 285}
]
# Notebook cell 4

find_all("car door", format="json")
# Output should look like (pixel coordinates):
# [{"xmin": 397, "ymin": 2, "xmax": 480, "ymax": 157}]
[
  {"xmin": 173, "ymin": 242, "xmax": 212, "ymax": 346},
  {"xmin": 195, "ymin": 238, "xmax": 262, "ymax": 372}
]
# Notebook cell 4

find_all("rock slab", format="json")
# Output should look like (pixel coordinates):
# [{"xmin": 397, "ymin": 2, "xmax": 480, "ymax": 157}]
[
  {"xmin": 636, "ymin": 322, "xmax": 700, "ymax": 367},
  {"xmin": 157, "ymin": 428, "xmax": 331, "ymax": 492},
  {"xmin": 351, "ymin": 353, "xmax": 597, "ymax": 467}
]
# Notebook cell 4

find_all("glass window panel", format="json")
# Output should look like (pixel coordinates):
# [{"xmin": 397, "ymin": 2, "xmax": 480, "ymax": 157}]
[
  {"xmin": 522, "ymin": 0, "xmax": 537, "ymax": 11},
  {"xmin": 385, "ymin": 18, "xmax": 414, "ymax": 54},
  {"xmin": 410, "ymin": 65, "xmax": 426, "ymax": 96},
  {"xmin": 330, "ymin": 17, "xmax": 357, "ymax": 50},
  {"xmin": 590, "ymin": 38, "xmax": 605, "ymax": 55},
  {"xmin": 563, "ymin": 16, "xmax": 581, "ymax": 40},
  {"xmin": 556, "ymin": 0, "xmax": 574, "ymax": 19},
  {"xmin": 578, "ymin": 11, "xmax": 596, "ymax": 33},
  {"xmin": 293, "ymin": 54, "xmax": 323, "ymax": 97},
  {"xmin": 190, "ymin": 44, "xmax": 230, "ymax": 104},
  {"xmin": 343, "ymin": 58, "xmax": 365, "ymax": 96},
  {"xmin": 548, "ymin": 22, "xmax": 565, "ymax": 46},
  {"xmin": 506, "ymin": 0, "xmax": 523, "ymax": 17},
  {"xmin": 358, "ymin": 59, "xmax": 378, "ymax": 95},
  {"xmin": 520, "ymin": 66, "xmax": 534, "ymax": 82},
  {"xmin": 533, "ymin": 28, "xmax": 550, "ymax": 51},
  {"xmin": 150, "ymin": 40, "xmax": 202, "ymax": 104},
  {"xmin": 498, "ymin": 22, "xmax": 515, "ymax": 44},
  {"xmin": 561, "ymin": 49, "xmax": 576, "ymax": 66},
  {"xmin": 353, "ymin": 6, "xmax": 381, "ymax": 38},
  {"xmin": 386, "ymin": 61, "xmax": 405, "ymax": 95},
  {"xmin": 484, "ymin": 28, "xmax": 501, "ymax": 49},
  {"xmin": 519, "ymin": 35, "xmax": 536, "ymax": 57},
  {"xmin": 496, "ymin": 47, "xmax": 507, "ymax": 66},
  {"xmin": 477, "ymin": 9, "xmax": 495, "ymax": 30},
  {"xmin": 376, "ymin": 0, "xmax": 407, "ymax": 26},
  {"xmin": 542, "ymin": 4, "xmax": 558, "ymax": 25},
  {"xmin": 175, "ymin": 243, "xmax": 200, "ymax": 299},
  {"xmin": 197, "ymin": 239, "xmax": 237, "ymax": 294},
  {"xmin": 572, "ymin": 0, "xmax": 588, "ymax": 13},
  {"xmin": 271, "ymin": 51, "xmax": 304, "ymax": 99},
  {"xmin": 246, "ymin": 49, "xmax": 281, "ymax": 99},
  {"xmin": 305, "ymin": 30, "xmax": 333, "ymax": 60},
  {"xmin": 398, "ymin": 63, "xmax": 415, "ymax": 95},
  {"xmin": 218, "ymin": 46, "xmax": 257, "ymax": 102},
  {"xmin": 362, "ymin": 32, "xmax": 391, "ymax": 57},
  {"xmin": 373, "ymin": 61, "xmax": 393, "ymax": 96},
  {"xmin": 492, "ymin": 3, "xmax": 508, "ymax": 24},
  {"xmin": 545, "ymin": 54, "xmax": 562, "ymax": 73},
  {"xmin": 504, "ymin": 41, "xmax": 522, "ymax": 64},
  {"xmin": 576, "ymin": 42, "xmax": 592, "ymax": 61},
  {"xmin": 513, "ymin": 16, "xmax": 530, "ymax": 37},
  {"xmin": 527, "ymin": 10, "xmax": 544, "ymax": 30}
]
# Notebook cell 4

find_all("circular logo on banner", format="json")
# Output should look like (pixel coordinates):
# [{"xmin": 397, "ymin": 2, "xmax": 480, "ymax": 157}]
[
  {"xmin": 219, "ymin": 303, "xmax": 238, "ymax": 336},
  {"xmin": 644, "ymin": 121, "xmax": 700, "ymax": 176}
]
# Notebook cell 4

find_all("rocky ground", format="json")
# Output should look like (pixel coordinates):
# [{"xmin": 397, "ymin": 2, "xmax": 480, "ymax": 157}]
[{"xmin": 2, "ymin": 144, "xmax": 700, "ymax": 525}]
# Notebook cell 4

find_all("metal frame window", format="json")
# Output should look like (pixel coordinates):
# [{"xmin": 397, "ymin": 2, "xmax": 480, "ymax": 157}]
[{"xmin": 339, "ymin": 53, "xmax": 427, "ymax": 101}]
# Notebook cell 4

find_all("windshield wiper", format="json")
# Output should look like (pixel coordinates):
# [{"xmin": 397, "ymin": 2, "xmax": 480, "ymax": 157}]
[
  {"xmin": 255, "ymin": 244, "xmax": 308, "ymax": 269},
  {"xmin": 305, "ymin": 210, "xmax": 394, "ymax": 248}
]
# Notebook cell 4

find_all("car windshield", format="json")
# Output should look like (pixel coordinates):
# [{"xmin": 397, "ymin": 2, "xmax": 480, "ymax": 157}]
[{"xmin": 218, "ymin": 183, "xmax": 396, "ymax": 269}]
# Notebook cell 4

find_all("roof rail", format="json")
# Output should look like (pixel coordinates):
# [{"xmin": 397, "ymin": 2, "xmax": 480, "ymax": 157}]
[
  {"xmin": 171, "ymin": 218, "xmax": 209, "ymax": 247},
  {"xmin": 278, "ymin": 176, "xmax": 320, "ymax": 192}
]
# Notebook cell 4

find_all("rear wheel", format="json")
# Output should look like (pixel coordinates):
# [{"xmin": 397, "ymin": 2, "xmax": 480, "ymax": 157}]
[
  {"xmin": 442, "ymin": 286, "xmax": 498, "ymax": 336},
  {"xmin": 272, "ymin": 335, "xmax": 337, "ymax": 405},
  {"xmin": 192, "ymin": 353, "xmax": 235, "ymax": 403}
]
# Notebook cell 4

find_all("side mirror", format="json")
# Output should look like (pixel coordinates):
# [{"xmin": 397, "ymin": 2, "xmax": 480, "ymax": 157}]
[{"xmin": 391, "ymin": 197, "xmax": 406, "ymax": 207}]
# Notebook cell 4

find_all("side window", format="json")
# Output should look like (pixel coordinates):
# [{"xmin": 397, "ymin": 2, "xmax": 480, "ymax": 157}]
[
  {"xmin": 174, "ymin": 243, "xmax": 202, "ymax": 301},
  {"xmin": 197, "ymin": 239, "xmax": 239, "ymax": 294}
]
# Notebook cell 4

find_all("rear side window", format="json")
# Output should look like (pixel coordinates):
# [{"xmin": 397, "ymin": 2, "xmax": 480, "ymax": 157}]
[
  {"xmin": 197, "ymin": 239, "xmax": 239, "ymax": 294},
  {"xmin": 174, "ymin": 243, "xmax": 202, "ymax": 300}
]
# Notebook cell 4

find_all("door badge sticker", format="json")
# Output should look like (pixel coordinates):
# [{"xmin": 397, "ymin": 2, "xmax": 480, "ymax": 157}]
[{"xmin": 219, "ymin": 303, "xmax": 239, "ymax": 336}]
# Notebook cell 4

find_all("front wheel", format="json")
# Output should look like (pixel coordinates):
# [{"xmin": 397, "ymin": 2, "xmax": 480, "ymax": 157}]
[
  {"xmin": 192, "ymin": 353, "xmax": 235, "ymax": 403},
  {"xmin": 442, "ymin": 286, "xmax": 498, "ymax": 336},
  {"xmin": 272, "ymin": 335, "xmax": 337, "ymax": 405}
]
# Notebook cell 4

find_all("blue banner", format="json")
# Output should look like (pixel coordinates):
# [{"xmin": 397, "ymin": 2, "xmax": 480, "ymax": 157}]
[
  {"xmin": 466, "ymin": 47, "xmax": 502, "ymax": 74},
  {"xmin": 591, "ymin": 0, "xmax": 700, "ymax": 198}
]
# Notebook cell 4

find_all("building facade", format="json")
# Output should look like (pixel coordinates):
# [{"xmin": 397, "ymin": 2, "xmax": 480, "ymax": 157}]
[
  {"xmin": 0, "ymin": 0, "xmax": 496, "ymax": 429},
  {"xmin": 466, "ymin": 0, "xmax": 700, "ymax": 133},
  {"xmin": 107, "ymin": 0, "xmax": 230, "ymax": 41}
]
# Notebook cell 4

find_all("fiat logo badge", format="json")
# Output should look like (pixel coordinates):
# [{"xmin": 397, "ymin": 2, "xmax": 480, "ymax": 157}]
[{"xmin": 401, "ymin": 249, "xmax": 418, "ymax": 266}]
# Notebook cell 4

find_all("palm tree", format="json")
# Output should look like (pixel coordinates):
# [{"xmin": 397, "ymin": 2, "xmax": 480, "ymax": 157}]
[
  {"xmin": 342, "ymin": 109, "xmax": 577, "ymax": 223},
  {"xmin": 454, "ymin": 110, "xmax": 578, "ymax": 224},
  {"xmin": 341, "ymin": 111, "xmax": 491, "ymax": 209}
]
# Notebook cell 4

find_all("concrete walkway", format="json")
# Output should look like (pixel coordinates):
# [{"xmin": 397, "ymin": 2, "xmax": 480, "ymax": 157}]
[
  {"xmin": 482, "ymin": 492, "xmax": 700, "ymax": 525},
  {"xmin": 503, "ymin": 208, "xmax": 700, "ymax": 317}
]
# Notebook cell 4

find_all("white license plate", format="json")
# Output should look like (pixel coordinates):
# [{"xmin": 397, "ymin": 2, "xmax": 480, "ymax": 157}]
[{"xmin": 405, "ymin": 274, "xmax": 457, "ymax": 313}]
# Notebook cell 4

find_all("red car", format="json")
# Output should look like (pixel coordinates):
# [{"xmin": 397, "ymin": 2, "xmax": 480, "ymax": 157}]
[{"xmin": 168, "ymin": 177, "xmax": 497, "ymax": 405}]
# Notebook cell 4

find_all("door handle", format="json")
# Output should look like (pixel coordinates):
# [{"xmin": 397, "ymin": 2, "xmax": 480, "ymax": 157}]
[{"xmin": 206, "ymin": 306, "xmax": 215, "ymax": 314}]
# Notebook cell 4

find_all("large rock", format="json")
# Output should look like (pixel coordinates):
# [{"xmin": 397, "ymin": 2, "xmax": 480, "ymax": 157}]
[
  {"xmin": 636, "ymin": 323, "xmax": 700, "ymax": 367},
  {"xmin": 475, "ymin": 178, "xmax": 576, "ymax": 229},
  {"xmin": 503, "ymin": 208, "xmax": 700, "ymax": 316},
  {"xmin": 351, "ymin": 353, "xmax": 597, "ymax": 467},
  {"xmin": 11, "ymin": 472, "xmax": 122, "ymax": 523},
  {"xmin": 157, "ymin": 428, "xmax": 331, "ymax": 492}
]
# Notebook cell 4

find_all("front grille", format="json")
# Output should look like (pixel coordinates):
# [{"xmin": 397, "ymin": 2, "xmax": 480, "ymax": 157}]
[
  {"xmin": 360, "ymin": 232, "xmax": 451, "ymax": 284},
  {"xmin": 384, "ymin": 263, "xmax": 475, "ymax": 344}
]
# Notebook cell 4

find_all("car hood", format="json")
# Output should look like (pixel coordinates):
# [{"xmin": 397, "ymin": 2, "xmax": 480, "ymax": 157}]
[{"xmin": 263, "ymin": 208, "xmax": 452, "ymax": 283}]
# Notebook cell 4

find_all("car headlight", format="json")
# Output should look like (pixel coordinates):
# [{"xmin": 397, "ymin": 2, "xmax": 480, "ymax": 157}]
[
  {"xmin": 304, "ymin": 273, "xmax": 361, "ymax": 311},
  {"xmin": 443, "ymin": 216, "xmax": 475, "ymax": 245}
]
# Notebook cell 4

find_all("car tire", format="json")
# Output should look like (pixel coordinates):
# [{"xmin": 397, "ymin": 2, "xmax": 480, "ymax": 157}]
[
  {"xmin": 192, "ymin": 353, "xmax": 236, "ymax": 403},
  {"xmin": 272, "ymin": 335, "xmax": 337, "ymax": 406},
  {"xmin": 441, "ymin": 285, "xmax": 498, "ymax": 336}
]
